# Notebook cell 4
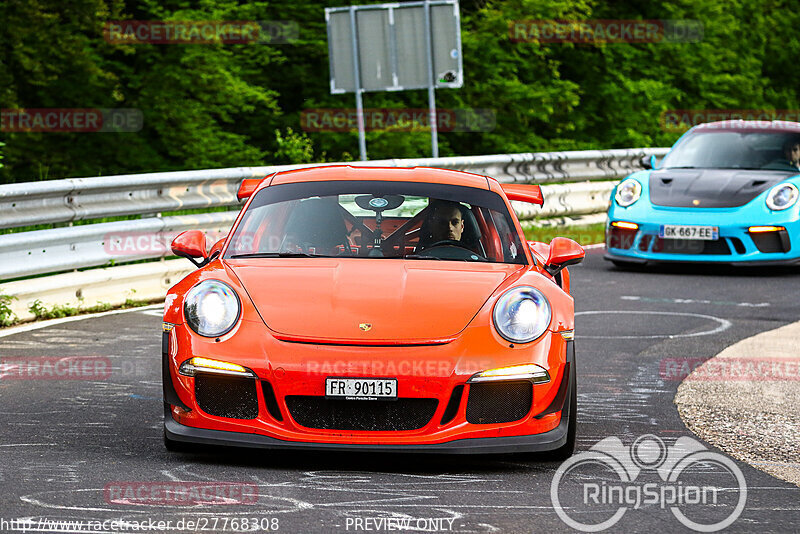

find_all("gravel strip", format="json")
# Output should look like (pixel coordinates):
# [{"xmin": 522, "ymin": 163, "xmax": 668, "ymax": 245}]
[{"xmin": 675, "ymin": 321, "xmax": 800, "ymax": 487}]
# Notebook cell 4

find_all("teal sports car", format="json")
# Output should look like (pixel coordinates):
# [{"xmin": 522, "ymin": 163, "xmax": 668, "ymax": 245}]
[{"xmin": 605, "ymin": 120, "xmax": 800, "ymax": 266}]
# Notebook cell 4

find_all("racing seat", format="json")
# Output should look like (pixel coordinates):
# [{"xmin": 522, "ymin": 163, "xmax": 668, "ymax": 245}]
[{"xmin": 282, "ymin": 198, "xmax": 349, "ymax": 255}]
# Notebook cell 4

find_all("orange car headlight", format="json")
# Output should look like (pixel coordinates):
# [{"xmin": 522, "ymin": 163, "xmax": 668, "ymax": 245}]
[
  {"xmin": 468, "ymin": 364, "xmax": 550, "ymax": 384},
  {"xmin": 492, "ymin": 286, "xmax": 551, "ymax": 343},
  {"xmin": 184, "ymin": 280, "xmax": 241, "ymax": 337},
  {"xmin": 178, "ymin": 357, "xmax": 256, "ymax": 378}
]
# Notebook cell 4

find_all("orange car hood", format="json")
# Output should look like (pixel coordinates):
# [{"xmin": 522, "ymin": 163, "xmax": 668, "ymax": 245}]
[{"xmin": 227, "ymin": 259, "xmax": 523, "ymax": 343}]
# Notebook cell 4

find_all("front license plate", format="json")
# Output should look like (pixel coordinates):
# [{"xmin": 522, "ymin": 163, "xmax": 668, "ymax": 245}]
[
  {"xmin": 325, "ymin": 377, "xmax": 397, "ymax": 400},
  {"xmin": 659, "ymin": 225, "xmax": 719, "ymax": 240}
]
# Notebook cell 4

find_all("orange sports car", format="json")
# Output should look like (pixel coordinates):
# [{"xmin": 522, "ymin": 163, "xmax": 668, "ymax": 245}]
[{"xmin": 162, "ymin": 166, "xmax": 584, "ymax": 456}]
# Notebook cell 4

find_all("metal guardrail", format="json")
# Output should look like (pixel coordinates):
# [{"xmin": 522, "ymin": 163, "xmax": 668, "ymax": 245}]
[
  {"xmin": 0, "ymin": 147, "xmax": 668, "ymax": 282},
  {"xmin": 0, "ymin": 148, "xmax": 668, "ymax": 229},
  {"xmin": 0, "ymin": 212, "xmax": 237, "ymax": 280}
]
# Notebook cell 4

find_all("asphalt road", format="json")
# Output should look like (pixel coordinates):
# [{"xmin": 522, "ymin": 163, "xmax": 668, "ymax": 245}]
[{"xmin": 1, "ymin": 249, "xmax": 799, "ymax": 533}]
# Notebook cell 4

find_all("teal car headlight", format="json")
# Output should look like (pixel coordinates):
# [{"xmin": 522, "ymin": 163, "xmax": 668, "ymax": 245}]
[
  {"xmin": 766, "ymin": 183, "xmax": 798, "ymax": 211},
  {"xmin": 492, "ymin": 286, "xmax": 552, "ymax": 343},
  {"xmin": 614, "ymin": 178, "xmax": 642, "ymax": 207},
  {"xmin": 183, "ymin": 280, "xmax": 241, "ymax": 337}
]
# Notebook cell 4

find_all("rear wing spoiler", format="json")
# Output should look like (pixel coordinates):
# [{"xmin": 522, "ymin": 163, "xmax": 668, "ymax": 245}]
[
  {"xmin": 237, "ymin": 172, "xmax": 279, "ymax": 201},
  {"xmin": 237, "ymin": 178, "xmax": 263, "ymax": 201},
  {"xmin": 500, "ymin": 184, "xmax": 544, "ymax": 206}
]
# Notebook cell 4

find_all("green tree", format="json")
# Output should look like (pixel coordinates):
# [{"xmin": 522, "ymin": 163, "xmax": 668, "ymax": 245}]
[{"xmin": 1, "ymin": 0, "xmax": 798, "ymax": 181}]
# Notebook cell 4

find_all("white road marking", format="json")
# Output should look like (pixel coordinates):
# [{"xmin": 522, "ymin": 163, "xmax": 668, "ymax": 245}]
[
  {"xmin": 576, "ymin": 310, "xmax": 731, "ymax": 339},
  {"xmin": 0, "ymin": 304, "xmax": 163, "ymax": 339},
  {"xmin": 621, "ymin": 295, "xmax": 770, "ymax": 308},
  {"xmin": 138, "ymin": 307, "xmax": 166, "ymax": 317},
  {"xmin": 0, "ymin": 443, "xmax": 55, "ymax": 447}
]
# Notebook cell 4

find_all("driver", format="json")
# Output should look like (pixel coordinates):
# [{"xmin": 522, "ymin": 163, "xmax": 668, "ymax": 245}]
[
  {"xmin": 785, "ymin": 139, "xmax": 800, "ymax": 169},
  {"xmin": 764, "ymin": 138, "xmax": 800, "ymax": 171},
  {"xmin": 427, "ymin": 200, "xmax": 465, "ymax": 243}
]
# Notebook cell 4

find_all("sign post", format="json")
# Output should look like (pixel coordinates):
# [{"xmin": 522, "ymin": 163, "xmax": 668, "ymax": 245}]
[{"xmin": 325, "ymin": 0, "xmax": 462, "ymax": 160}]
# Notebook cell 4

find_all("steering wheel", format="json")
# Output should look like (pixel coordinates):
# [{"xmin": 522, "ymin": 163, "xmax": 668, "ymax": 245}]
[
  {"xmin": 418, "ymin": 240, "xmax": 487, "ymax": 261},
  {"xmin": 424, "ymin": 239, "xmax": 472, "ymax": 250}
]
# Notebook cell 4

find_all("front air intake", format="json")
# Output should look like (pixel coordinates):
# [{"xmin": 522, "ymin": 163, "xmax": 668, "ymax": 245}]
[
  {"xmin": 195, "ymin": 373, "xmax": 258, "ymax": 419},
  {"xmin": 285, "ymin": 396, "xmax": 438, "ymax": 431},
  {"xmin": 466, "ymin": 381, "xmax": 533, "ymax": 424}
]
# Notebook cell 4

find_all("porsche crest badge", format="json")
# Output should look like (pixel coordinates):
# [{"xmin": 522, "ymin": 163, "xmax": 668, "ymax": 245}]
[{"xmin": 359, "ymin": 323, "xmax": 372, "ymax": 332}]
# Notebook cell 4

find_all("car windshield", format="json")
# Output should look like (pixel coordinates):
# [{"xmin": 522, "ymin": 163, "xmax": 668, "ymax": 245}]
[
  {"xmin": 661, "ymin": 130, "xmax": 800, "ymax": 171},
  {"xmin": 224, "ymin": 180, "xmax": 527, "ymax": 264}
]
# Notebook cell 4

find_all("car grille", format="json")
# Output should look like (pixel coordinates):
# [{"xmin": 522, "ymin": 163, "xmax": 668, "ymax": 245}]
[
  {"xmin": 285, "ymin": 396, "xmax": 438, "ymax": 431},
  {"xmin": 466, "ymin": 381, "xmax": 533, "ymax": 424},
  {"xmin": 195, "ymin": 373, "xmax": 259, "ymax": 419},
  {"xmin": 650, "ymin": 237, "xmax": 731, "ymax": 255},
  {"xmin": 607, "ymin": 227, "xmax": 637, "ymax": 250}
]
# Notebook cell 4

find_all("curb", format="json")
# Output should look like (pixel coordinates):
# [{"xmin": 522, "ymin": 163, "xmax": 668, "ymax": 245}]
[{"xmin": 675, "ymin": 321, "xmax": 800, "ymax": 487}]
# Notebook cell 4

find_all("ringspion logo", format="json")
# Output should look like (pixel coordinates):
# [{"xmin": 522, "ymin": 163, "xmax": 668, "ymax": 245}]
[{"xmin": 551, "ymin": 435, "xmax": 747, "ymax": 531}]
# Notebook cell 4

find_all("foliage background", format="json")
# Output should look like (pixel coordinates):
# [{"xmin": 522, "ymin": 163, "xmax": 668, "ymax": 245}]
[{"xmin": 1, "ymin": 0, "xmax": 798, "ymax": 183}]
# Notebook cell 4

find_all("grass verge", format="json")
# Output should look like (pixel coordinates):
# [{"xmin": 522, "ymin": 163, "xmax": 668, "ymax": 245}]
[
  {"xmin": 0, "ymin": 295, "xmax": 160, "ymax": 329},
  {"xmin": 524, "ymin": 223, "xmax": 606, "ymax": 246}
]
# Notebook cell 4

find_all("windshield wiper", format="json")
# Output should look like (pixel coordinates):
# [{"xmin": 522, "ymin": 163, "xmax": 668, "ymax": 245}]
[{"xmin": 230, "ymin": 252, "xmax": 328, "ymax": 259}]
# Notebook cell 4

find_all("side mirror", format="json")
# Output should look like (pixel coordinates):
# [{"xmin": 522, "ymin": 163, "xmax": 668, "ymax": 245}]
[
  {"xmin": 527, "ymin": 240, "xmax": 549, "ymax": 264},
  {"xmin": 544, "ymin": 237, "xmax": 585, "ymax": 276},
  {"xmin": 640, "ymin": 154, "xmax": 657, "ymax": 170},
  {"xmin": 171, "ymin": 230, "xmax": 208, "ymax": 268},
  {"xmin": 208, "ymin": 237, "xmax": 226, "ymax": 259}
]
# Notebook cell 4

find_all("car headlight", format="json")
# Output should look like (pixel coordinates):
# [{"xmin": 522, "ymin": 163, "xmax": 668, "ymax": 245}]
[
  {"xmin": 183, "ymin": 280, "xmax": 241, "ymax": 337},
  {"xmin": 766, "ymin": 183, "xmax": 799, "ymax": 211},
  {"xmin": 615, "ymin": 179, "xmax": 642, "ymax": 207},
  {"xmin": 492, "ymin": 286, "xmax": 552, "ymax": 344}
]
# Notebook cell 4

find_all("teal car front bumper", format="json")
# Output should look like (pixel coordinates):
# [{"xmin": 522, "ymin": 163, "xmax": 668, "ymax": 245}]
[{"xmin": 604, "ymin": 171, "xmax": 800, "ymax": 265}]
